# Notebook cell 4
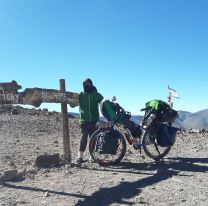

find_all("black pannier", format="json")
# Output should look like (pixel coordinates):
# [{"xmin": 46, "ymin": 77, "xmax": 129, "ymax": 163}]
[
  {"xmin": 96, "ymin": 130, "xmax": 122, "ymax": 154},
  {"xmin": 156, "ymin": 124, "xmax": 178, "ymax": 147}
]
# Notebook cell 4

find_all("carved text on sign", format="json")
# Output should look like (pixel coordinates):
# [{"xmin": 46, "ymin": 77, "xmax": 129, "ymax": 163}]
[{"xmin": 0, "ymin": 81, "xmax": 79, "ymax": 107}]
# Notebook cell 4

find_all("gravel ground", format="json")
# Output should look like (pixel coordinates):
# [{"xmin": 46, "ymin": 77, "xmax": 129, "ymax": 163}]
[{"xmin": 0, "ymin": 106, "xmax": 208, "ymax": 206}]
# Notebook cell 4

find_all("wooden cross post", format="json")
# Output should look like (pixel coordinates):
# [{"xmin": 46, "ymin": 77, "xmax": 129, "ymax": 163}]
[
  {"xmin": 60, "ymin": 79, "xmax": 71, "ymax": 163},
  {"xmin": 0, "ymin": 80, "xmax": 79, "ymax": 163}
]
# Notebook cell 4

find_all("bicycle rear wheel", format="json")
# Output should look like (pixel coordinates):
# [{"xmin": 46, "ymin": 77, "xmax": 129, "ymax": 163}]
[
  {"xmin": 89, "ymin": 128, "xmax": 126, "ymax": 166},
  {"xmin": 142, "ymin": 130, "xmax": 171, "ymax": 160}
]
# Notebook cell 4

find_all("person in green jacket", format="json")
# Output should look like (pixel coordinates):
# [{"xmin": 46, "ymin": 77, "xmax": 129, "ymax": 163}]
[{"xmin": 76, "ymin": 78, "xmax": 104, "ymax": 164}]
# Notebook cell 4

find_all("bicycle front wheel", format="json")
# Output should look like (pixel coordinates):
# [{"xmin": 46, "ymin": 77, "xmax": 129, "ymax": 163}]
[
  {"xmin": 89, "ymin": 128, "xmax": 126, "ymax": 166},
  {"xmin": 142, "ymin": 130, "xmax": 171, "ymax": 160}
]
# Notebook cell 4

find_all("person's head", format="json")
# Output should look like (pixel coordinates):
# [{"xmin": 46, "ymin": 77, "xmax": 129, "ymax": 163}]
[{"xmin": 83, "ymin": 78, "xmax": 94, "ymax": 93}]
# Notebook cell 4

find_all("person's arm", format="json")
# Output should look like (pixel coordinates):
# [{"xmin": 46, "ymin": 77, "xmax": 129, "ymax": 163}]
[{"xmin": 97, "ymin": 92, "xmax": 104, "ymax": 104}]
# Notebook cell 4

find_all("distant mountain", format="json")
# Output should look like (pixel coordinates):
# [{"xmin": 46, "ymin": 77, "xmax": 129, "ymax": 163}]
[
  {"xmin": 181, "ymin": 109, "xmax": 208, "ymax": 130},
  {"xmin": 69, "ymin": 112, "xmax": 79, "ymax": 118},
  {"xmin": 69, "ymin": 109, "xmax": 208, "ymax": 130},
  {"xmin": 173, "ymin": 111, "xmax": 191, "ymax": 128},
  {"xmin": 130, "ymin": 115, "xmax": 143, "ymax": 124}
]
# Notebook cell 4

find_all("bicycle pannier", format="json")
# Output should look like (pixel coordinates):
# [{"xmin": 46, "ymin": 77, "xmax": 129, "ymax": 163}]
[
  {"xmin": 96, "ymin": 130, "xmax": 121, "ymax": 154},
  {"xmin": 157, "ymin": 124, "xmax": 178, "ymax": 147},
  {"xmin": 101, "ymin": 100, "xmax": 131, "ymax": 124},
  {"xmin": 101, "ymin": 100, "xmax": 117, "ymax": 121}
]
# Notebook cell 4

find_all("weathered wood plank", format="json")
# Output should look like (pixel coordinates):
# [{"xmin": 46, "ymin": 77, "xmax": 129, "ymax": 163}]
[
  {"xmin": 60, "ymin": 79, "xmax": 71, "ymax": 162},
  {"xmin": 0, "ymin": 81, "xmax": 79, "ymax": 107}
]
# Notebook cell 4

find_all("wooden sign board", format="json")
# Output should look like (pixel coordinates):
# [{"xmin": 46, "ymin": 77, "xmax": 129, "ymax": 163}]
[{"xmin": 0, "ymin": 81, "xmax": 79, "ymax": 107}]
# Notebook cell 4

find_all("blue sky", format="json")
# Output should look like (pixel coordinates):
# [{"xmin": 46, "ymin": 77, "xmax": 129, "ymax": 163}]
[{"xmin": 0, "ymin": 0, "xmax": 207, "ymax": 115}]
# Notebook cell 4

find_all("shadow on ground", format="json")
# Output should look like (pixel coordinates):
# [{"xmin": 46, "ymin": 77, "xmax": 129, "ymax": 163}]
[
  {"xmin": 75, "ymin": 170, "xmax": 178, "ymax": 206},
  {"xmin": 2, "ymin": 182, "xmax": 88, "ymax": 199},
  {"xmin": 2, "ymin": 157, "xmax": 207, "ymax": 206},
  {"xmin": 75, "ymin": 156, "xmax": 208, "ymax": 206}
]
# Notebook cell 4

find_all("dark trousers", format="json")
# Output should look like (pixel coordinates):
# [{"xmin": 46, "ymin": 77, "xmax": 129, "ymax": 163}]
[{"xmin": 79, "ymin": 122, "xmax": 97, "ymax": 152}]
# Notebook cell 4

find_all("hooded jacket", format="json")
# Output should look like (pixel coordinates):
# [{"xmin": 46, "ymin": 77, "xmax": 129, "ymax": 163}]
[{"xmin": 79, "ymin": 87, "xmax": 103, "ymax": 123}]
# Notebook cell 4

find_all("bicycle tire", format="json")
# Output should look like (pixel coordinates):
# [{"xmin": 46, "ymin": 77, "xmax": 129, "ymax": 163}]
[
  {"xmin": 142, "ymin": 130, "xmax": 171, "ymax": 160},
  {"xmin": 89, "ymin": 128, "xmax": 126, "ymax": 166}
]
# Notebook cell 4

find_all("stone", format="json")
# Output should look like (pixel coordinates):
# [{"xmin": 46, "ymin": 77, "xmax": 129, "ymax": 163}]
[
  {"xmin": 35, "ymin": 153, "xmax": 60, "ymax": 168},
  {"xmin": 1, "ymin": 169, "xmax": 18, "ymax": 181}
]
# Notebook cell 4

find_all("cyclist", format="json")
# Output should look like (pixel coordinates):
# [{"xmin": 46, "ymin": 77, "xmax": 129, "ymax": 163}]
[{"xmin": 76, "ymin": 78, "xmax": 104, "ymax": 164}]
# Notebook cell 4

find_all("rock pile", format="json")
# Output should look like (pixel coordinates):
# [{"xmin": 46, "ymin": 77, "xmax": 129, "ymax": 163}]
[{"xmin": 0, "ymin": 105, "xmax": 59, "ymax": 116}]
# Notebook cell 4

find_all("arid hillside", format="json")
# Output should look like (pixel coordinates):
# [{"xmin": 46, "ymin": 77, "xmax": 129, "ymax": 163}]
[{"xmin": 0, "ymin": 105, "xmax": 208, "ymax": 206}]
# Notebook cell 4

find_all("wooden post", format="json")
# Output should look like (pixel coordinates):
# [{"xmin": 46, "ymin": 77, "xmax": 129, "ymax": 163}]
[{"xmin": 60, "ymin": 79, "xmax": 71, "ymax": 163}]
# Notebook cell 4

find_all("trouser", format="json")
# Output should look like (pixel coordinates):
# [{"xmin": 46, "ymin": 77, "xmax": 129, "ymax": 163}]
[{"xmin": 79, "ymin": 122, "xmax": 97, "ymax": 152}]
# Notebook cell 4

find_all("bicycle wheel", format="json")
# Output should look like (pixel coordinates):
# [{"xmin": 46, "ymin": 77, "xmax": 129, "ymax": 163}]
[
  {"xmin": 89, "ymin": 128, "xmax": 126, "ymax": 166},
  {"xmin": 142, "ymin": 130, "xmax": 171, "ymax": 160}
]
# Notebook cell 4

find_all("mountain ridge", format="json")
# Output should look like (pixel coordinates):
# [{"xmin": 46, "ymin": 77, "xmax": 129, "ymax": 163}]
[
  {"xmin": 69, "ymin": 109, "xmax": 208, "ymax": 129},
  {"xmin": 1, "ymin": 105, "xmax": 206, "ymax": 130}
]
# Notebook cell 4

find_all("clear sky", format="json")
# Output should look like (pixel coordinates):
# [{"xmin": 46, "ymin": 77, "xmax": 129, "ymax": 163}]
[{"xmin": 0, "ymin": 0, "xmax": 207, "ymax": 115}]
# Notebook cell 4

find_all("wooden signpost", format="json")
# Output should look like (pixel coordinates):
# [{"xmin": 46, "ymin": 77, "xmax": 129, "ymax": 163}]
[
  {"xmin": 0, "ymin": 80, "xmax": 79, "ymax": 163},
  {"xmin": 60, "ymin": 79, "xmax": 71, "ymax": 162},
  {"xmin": 0, "ymin": 80, "xmax": 79, "ymax": 107}
]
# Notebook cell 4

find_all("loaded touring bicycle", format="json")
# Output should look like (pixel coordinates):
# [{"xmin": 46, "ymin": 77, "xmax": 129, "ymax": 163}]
[{"xmin": 89, "ymin": 98, "xmax": 179, "ymax": 166}]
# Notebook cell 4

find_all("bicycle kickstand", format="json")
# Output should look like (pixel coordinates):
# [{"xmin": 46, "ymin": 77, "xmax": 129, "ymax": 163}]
[{"xmin": 154, "ymin": 144, "xmax": 165, "ymax": 164}]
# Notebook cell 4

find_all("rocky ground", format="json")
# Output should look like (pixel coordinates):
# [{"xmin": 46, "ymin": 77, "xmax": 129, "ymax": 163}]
[{"xmin": 0, "ymin": 105, "xmax": 208, "ymax": 206}]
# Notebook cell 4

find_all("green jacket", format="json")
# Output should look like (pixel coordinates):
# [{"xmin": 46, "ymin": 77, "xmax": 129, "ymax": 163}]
[{"xmin": 79, "ymin": 90, "xmax": 103, "ymax": 123}]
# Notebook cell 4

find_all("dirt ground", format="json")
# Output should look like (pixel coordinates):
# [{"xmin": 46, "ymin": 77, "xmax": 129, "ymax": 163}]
[{"xmin": 0, "ymin": 108, "xmax": 208, "ymax": 206}]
